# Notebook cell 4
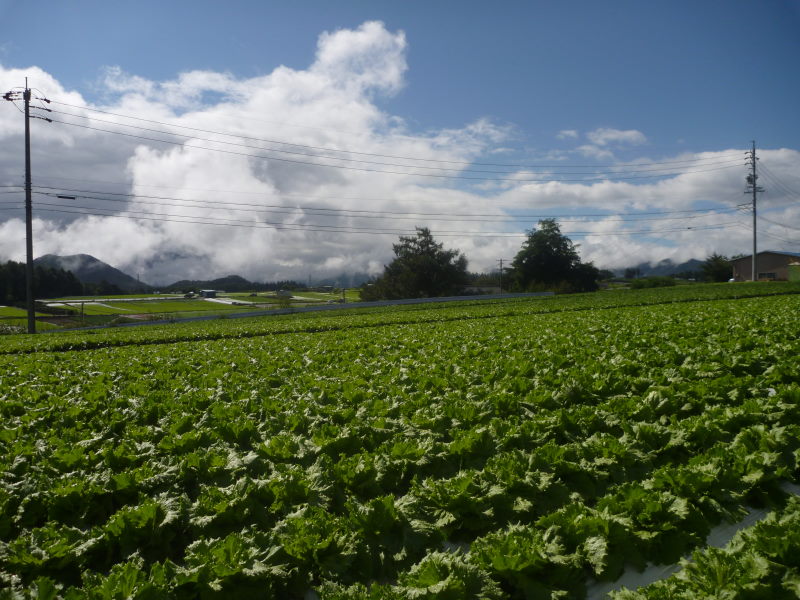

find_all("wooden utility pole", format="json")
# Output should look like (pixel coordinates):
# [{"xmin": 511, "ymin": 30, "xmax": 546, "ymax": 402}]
[
  {"xmin": 745, "ymin": 141, "xmax": 764, "ymax": 282},
  {"xmin": 2, "ymin": 80, "xmax": 52, "ymax": 332},
  {"xmin": 23, "ymin": 82, "xmax": 35, "ymax": 333},
  {"xmin": 3, "ymin": 79, "xmax": 37, "ymax": 332}
]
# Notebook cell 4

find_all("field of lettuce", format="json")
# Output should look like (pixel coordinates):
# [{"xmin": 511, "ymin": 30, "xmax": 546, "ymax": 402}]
[{"xmin": 1, "ymin": 282, "xmax": 799, "ymax": 599}]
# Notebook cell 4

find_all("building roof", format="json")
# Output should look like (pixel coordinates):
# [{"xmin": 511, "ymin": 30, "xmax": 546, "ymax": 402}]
[{"xmin": 731, "ymin": 250, "xmax": 800, "ymax": 262}]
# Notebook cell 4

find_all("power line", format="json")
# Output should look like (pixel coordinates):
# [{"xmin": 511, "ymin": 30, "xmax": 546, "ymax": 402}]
[
  {"xmin": 40, "ymin": 99, "xmax": 746, "ymax": 170},
  {"xmin": 34, "ymin": 202, "xmax": 423, "ymax": 234},
  {"xmin": 30, "ymin": 177, "xmax": 749, "ymax": 218},
  {"xmin": 758, "ymin": 163, "xmax": 800, "ymax": 201},
  {"xmin": 761, "ymin": 215, "xmax": 800, "ymax": 232},
  {"xmin": 760, "ymin": 162, "xmax": 800, "ymax": 195},
  {"xmin": 6, "ymin": 98, "xmax": 771, "ymax": 250},
  {"xmin": 742, "ymin": 223, "xmax": 800, "ymax": 247},
  {"xmin": 33, "ymin": 187, "xmax": 741, "ymax": 224},
  {"xmin": 33, "ymin": 205, "xmax": 520, "ymax": 237},
  {"xmin": 32, "ymin": 201, "xmax": 746, "ymax": 238},
  {"xmin": 41, "ymin": 106, "xmax": 746, "ymax": 175},
  {"xmin": 46, "ymin": 108, "xmax": 542, "ymax": 175},
  {"xmin": 44, "ymin": 194, "xmax": 736, "ymax": 225},
  {"xmin": 42, "ymin": 116, "xmax": 744, "ymax": 183},
  {"xmin": 28, "ymin": 200, "xmax": 546, "ymax": 233}
]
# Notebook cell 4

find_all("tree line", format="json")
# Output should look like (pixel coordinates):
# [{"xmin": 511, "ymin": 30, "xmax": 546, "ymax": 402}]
[
  {"xmin": 361, "ymin": 220, "xmax": 741, "ymax": 301},
  {"xmin": 1, "ymin": 222, "xmax": 739, "ymax": 306},
  {"xmin": 361, "ymin": 219, "xmax": 601, "ymax": 301},
  {"xmin": 0, "ymin": 261, "xmax": 123, "ymax": 305}
]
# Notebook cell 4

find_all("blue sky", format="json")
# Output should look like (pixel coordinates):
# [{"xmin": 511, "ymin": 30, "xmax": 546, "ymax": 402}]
[
  {"xmin": 4, "ymin": 0, "xmax": 798, "ymax": 152},
  {"xmin": 0, "ymin": 1, "xmax": 798, "ymax": 282}
]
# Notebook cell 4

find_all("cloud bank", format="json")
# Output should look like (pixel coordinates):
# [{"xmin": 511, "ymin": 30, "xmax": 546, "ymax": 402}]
[{"xmin": 0, "ymin": 22, "xmax": 797, "ymax": 284}]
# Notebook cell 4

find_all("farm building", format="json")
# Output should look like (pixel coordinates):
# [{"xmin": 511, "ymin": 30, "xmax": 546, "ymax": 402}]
[
  {"xmin": 199, "ymin": 289, "xmax": 217, "ymax": 298},
  {"xmin": 730, "ymin": 251, "xmax": 800, "ymax": 281}
]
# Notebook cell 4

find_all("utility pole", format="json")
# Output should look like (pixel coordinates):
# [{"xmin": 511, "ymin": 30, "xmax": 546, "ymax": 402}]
[
  {"xmin": 497, "ymin": 258, "xmax": 510, "ymax": 293},
  {"xmin": 745, "ymin": 141, "xmax": 764, "ymax": 282},
  {"xmin": 23, "ymin": 82, "xmax": 35, "ymax": 333},
  {"xmin": 2, "ymin": 80, "xmax": 51, "ymax": 333},
  {"xmin": 3, "ymin": 80, "xmax": 34, "ymax": 332}
]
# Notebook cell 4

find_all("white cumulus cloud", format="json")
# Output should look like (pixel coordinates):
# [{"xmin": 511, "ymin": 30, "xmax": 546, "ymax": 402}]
[{"xmin": 0, "ymin": 23, "xmax": 797, "ymax": 284}]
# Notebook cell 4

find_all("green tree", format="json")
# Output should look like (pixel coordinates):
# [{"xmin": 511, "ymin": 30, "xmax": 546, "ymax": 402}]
[
  {"xmin": 0, "ymin": 260, "xmax": 83, "ymax": 304},
  {"xmin": 597, "ymin": 269, "xmax": 616, "ymax": 281},
  {"xmin": 360, "ymin": 227, "xmax": 469, "ymax": 300},
  {"xmin": 508, "ymin": 219, "xmax": 599, "ymax": 292},
  {"xmin": 702, "ymin": 253, "xmax": 732, "ymax": 282}
]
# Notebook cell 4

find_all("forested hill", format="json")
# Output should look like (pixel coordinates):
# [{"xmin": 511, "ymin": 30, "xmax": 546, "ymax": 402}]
[
  {"xmin": 34, "ymin": 254, "xmax": 150, "ymax": 293},
  {"xmin": 0, "ymin": 260, "xmax": 83, "ymax": 303},
  {"xmin": 163, "ymin": 275, "xmax": 303, "ymax": 292}
]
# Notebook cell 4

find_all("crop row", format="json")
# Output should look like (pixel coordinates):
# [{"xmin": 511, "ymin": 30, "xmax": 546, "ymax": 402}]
[
  {"xmin": 2, "ymin": 281, "xmax": 798, "ymax": 356},
  {"xmin": 8, "ymin": 412, "xmax": 798, "ymax": 600},
  {"xmin": 610, "ymin": 494, "xmax": 800, "ymax": 599},
  {"xmin": 1, "ymin": 294, "xmax": 799, "ymax": 597}
]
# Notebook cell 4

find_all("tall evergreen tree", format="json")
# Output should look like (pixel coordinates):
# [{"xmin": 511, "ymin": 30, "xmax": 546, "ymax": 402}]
[
  {"xmin": 702, "ymin": 253, "xmax": 732, "ymax": 282},
  {"xmin": 361, "ymin": 228, "xmax": 469, "ymax": 300},
  {"xmin": 509, "ymin": 219, "xmax": 599, "ymax": 292}
]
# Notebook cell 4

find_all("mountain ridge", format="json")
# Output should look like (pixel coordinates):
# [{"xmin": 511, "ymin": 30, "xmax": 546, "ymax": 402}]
[
  {"xmin": 33, "ymin": 254, "xmax": 150, "ymax": 292},
  {"xmin": 616, "ymin": 258, "xmax": 704, "ymax": 278}
]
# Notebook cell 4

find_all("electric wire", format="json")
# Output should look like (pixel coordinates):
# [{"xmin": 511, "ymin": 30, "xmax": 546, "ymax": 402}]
[
  {"xmin": 761, "ymin": 215, "xmax": 800, "ymax": 232},
  {"xmin": 40, "ymin": 99, "xmax": 747, "ymax": 170},
  {"xmin": 760, "ymin": 162, "xmax": 800, "ymax": 195},
  {"xmin": 5, "ymin": 94, "xmax": 791, "ymax": 266},
  {"xmin": 39, "ymin": 205, "xmax": 746, "ymax": 238},
  {"xmin": 42, "ymin": 106, "xmax": 744, "ymax": 175},
  {"xmin": 32, "ymin": 206, "xmax": 521, "ymax": 237},
  {"xmin": 758, "ymin": 163, "xmax": 800, "ymax": 201},
  {"xmin": 33, "ymin": 202, "xmax": 423, "ymax": 234},
  {"xmin": 33, "ymin": 200, "xmax": 611, "ymax": 234},
  {"xmin": 46, "ymin": 109, "xmax": 546, "ymax": 174},
  {"xmin": 31, "ymin": 201, "xmax": 746, "ymax": 238},
  {"xmin": 43, "ymin": 117, "xmax": 745, "ymax": 183},
  {"xmin": 33, "ymin": 188, "xmax": 741, "ymax": 225},
  {"xmin": 30, "ymin": 178, "xmax": 747, "ymax": 219},
  {"xmin": 745, "ymin": 225, "xmax": 800, "ymax": 247}
]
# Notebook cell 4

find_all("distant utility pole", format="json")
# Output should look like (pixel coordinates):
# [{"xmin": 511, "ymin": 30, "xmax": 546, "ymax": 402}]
[
  {"xmin": 745, "ymin": 141, "xmax": 764, "ymax": 281},
  {"xmin": 497, "ymin": 258, "xmax": 510, "ymax": 293}
]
